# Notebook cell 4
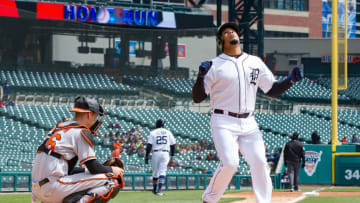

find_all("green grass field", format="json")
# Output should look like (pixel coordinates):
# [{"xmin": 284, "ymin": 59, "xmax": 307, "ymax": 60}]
[
  {"xmin": 0, "ymin": 190, "xmax": 244, "ymax": 203},
  {"xmin": 1, "ymin": 187, "xmax": 359, "ymax": 203}
]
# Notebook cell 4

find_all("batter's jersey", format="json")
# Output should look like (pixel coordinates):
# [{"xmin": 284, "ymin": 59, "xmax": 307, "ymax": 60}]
[
  {"xmin": 32, "ymin": 121, "xmax": 96, "ymax": 182},
  {"xmin": 204, "ymin": 53, "xmax": 276, "ymax": 113},
  {"xmin": 147, "ymin": 128, "xmax": 176, "ymax": 151}
]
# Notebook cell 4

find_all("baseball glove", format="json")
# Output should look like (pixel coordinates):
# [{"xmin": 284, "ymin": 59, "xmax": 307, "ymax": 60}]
[
  {"xmin": 103, "ymin": 157, "xmax": 125, "ymax": 189},
  {"xmin": 103, "ymin": 157, "xmax": 125, "ymax": 169}
]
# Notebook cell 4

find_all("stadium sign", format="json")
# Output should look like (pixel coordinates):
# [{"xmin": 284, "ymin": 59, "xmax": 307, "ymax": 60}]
[
  {"xmin": 304, "ymin": 151, "xmax": 322, "ymax": 176},
  {"xmin": 64, "ymin": 5, "xmax": 160, "ymax": 27},
  {"xmin": 321, "ymin": 55, "xmax": 360, "ymax": 64}
]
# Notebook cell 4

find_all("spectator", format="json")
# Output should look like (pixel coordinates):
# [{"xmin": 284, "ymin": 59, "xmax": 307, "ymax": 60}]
[
  {"xmin": 168, "ymin": 158, "xmax": 177, "ymax": 167},
  {"xmin": 136, "ymin": 125, "xmax": 143, "ymax": 134},
  {"xmin": 341, "ymin": 136, "xmax": 348, "ymax": 143},
  {"xmin": 129, "ymin": 128, "xmax": 135, "ymax": 135},
  {"xmin": 272, "ymin": 150, "xmax": 281, "ymax": 166},
  {"xmin": 196, "ymin": 153, "xmax": 203, "ymax": 160},
  {"xmin": 107, "ymin": 121, "xmax": 114, "ymax": 129},
  {"xmin": 112, "ymin": 148, "xmax": 121, "ymax": 158},
  {"xmin": 284, "ymin": 132, "xmax": 305, "ymax": 192},
  {"xmin": 127, "ymin": 146, "xmax": 137, "ymax": 156},
  {"xmin": 114, "ymin": 121, "xmax": 121, "ymax": 129},
  {"xmin": 112, "ymin": 139, "xmax": 122, "ymax": 150},
  {"xmin": 281, "ymin": 168, "xmax": 290, "ymax": 189},
  {"xmin": 351, "ymin": 134, "xmax": 359, "ymax": 144},
  {"xmin": 311, "ymin": 130, "xmax": 321, "ymax": 144},
  {"xmin": 206, "ymin": 152, "xmax": 214, "ymax": 161},
  {"xmin": 0, "ymin": 99, "xmax": 5, "ymax": 107},
  {"xmin": 212, "ymin": 152, "xmax": 219, "ymax": 161},
  {"xmin": 5, "ymin": 98, "xmax": 15, "ymax": 107},
  {"xmin": 2, "ymin": 80, "xmax": 10, "ymax": 100},
  {"xmin": 103, "ymin": 134, "xmax": 111, "ymax": 147},
  {"xmin": 137, "ymin": 145, "xmax": 145, "ymax": 157}
]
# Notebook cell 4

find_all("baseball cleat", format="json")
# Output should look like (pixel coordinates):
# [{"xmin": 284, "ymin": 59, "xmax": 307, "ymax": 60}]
[{"xmin": 156, "ymin": 192, "xmax": 164, "ymax": 196}]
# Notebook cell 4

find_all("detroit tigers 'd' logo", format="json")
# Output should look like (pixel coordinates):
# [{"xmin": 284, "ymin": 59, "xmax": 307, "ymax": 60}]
[{"xmin": 250, "ymin": 68, "xmax": 260, "ymax": 85}]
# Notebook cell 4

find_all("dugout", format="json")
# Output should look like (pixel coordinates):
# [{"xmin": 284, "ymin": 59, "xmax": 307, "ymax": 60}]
[{"xmin": 0, "ymin": 0, "xmax": 216, "ymax": 79}]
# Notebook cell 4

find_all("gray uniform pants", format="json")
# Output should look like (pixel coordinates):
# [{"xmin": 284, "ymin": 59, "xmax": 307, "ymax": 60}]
[{"xmin": 287, "ymin": 161, "xmax": 300, "ymax": 190}]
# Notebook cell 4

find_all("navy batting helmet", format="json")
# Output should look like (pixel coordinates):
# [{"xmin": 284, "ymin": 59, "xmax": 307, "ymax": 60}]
[
  {"xmin": 156, "ymin": 119, "xmax": 165, "ymax": 128},
  {"xmin": 216, "ymin": 22, "xmax": 239, "ymax": 50},
  {"xmin": 69, "ymin": 96, "xmax": 104, "ymax": 116}
]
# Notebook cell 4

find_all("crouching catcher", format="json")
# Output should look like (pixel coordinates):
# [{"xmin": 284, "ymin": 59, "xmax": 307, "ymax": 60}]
[{"xmin": 31, "ymin": 96, "xmax": 125, "ymax": 203}]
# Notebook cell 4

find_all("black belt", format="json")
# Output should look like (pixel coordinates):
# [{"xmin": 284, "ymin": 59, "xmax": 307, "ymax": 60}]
[
  {"xmin": 153, "ymin": 150, "xmax": 169, "ymax": 152},
  {"xmin": 213, "ymin": 109, "xmax": 251, "ymax": 118},
  {"xmin": 39, "ymin": 178, "xmax": 49, "ymax": 187}
]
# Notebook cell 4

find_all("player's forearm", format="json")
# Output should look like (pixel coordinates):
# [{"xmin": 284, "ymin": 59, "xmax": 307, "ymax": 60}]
[
  {"xmin": 85, "ymin": 159, "xmax": 112, "ymax": 174},
  {"xmin": 145, "ymin": 143, "xmax": 152, "ymax": 158},
  {"xmin": 69, "ymin": 167, "xmax": 85, "ymax": 175},
  {"xmin": 266, "ymin": 79, "xmax": 292, "ymax": 97},
  {"xmin": 192, "ymin": 76, "xmax": 207, "ymax": 103},
  {"xmin": 170, "ymin": 145, "xmax": 175, "ymax": 156}
]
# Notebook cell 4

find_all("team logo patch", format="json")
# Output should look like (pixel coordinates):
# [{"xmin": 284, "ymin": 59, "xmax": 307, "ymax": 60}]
[
  {"xmin": 304, "ymin": 151, "xmax": 322, "ymax": 176},
  {"xmin": 250, "ymin": 68, "xmax": 259, "ymax": 85}
]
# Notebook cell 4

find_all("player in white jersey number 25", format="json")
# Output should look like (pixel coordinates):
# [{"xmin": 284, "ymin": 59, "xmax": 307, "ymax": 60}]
[
  {"xmin": 192, "ymin": 22, "xmax": 303, "ymax": 203},
  {"xmin": 145, "ymin": 119, "xmax": 176, "ymax": 196}
]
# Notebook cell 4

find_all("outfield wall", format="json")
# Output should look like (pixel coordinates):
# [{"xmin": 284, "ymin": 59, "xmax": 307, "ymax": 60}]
[{"xmin": 299, "ymin": 144, "xmax": 360, "ymax": 185}]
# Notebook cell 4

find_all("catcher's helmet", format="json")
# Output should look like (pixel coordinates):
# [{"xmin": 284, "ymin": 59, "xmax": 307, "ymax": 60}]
[
  {"xmin": 156, "ymin": 119, "xmax": 165, "ymax": 128},
  {"xmin": 216, "ymin": 22, "xmax": 239, "ymax": 50},
  {"xmin": 69, "ymin": 96, "xmax": 105, "ymax": 116}
]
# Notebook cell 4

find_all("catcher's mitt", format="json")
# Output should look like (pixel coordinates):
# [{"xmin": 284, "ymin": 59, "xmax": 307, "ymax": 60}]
[
  {"xmin": 103, "ymin": 157, "xmax": 125, "ymax": 169},
  {"xmin": 103, "ymin": 157, "xmax": 125, "ymax": 189}
]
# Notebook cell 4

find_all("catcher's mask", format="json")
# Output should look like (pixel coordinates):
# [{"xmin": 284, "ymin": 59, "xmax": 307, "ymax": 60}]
[
  {"xmin": 216, "ymin": 22, "xmax": 239, "ymax": 51},
  {"xmin": 69, "ymin": 96, "xmax": 105, "ymax": 134}
]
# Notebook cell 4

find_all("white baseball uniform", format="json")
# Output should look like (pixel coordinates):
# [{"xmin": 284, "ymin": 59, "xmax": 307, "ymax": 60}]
[
  {"xmin": 32, "ymin": 121, "xmax": 118, "ymax": 203},
  {"xmin": 202, "ymin": 53, "xmax": 274, "ymax": 203},
  {"xmin": 147, "ymin": 128, "xmax": 176, "ymax": 178}
]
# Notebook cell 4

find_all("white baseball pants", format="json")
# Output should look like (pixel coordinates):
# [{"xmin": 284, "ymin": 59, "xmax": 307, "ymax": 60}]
[
  {"xmin": 152, "ymin": 151, "xmax": 170, "ymax": 178},
  {"xmin": 32, "ymin": 172, "xmax": 116, "ymax": 203},
  {"xmin": 202, "ymin": 114, "xmax": 272, "ymax": 203}
]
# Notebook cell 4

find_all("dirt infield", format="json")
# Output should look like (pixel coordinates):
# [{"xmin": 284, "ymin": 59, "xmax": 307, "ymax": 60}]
[
  {"xmin": 224, "ymin": 191, "xmax": 303, "ymax": 203},
  {"xmin": 223, "ymin": 191, "xmax": 360, "ymax": 203}
]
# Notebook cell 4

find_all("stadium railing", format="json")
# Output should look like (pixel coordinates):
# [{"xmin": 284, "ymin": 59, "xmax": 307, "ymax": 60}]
[{"xmin": 0, "ymin": 172, "xmax": 279, "ymax": 192}]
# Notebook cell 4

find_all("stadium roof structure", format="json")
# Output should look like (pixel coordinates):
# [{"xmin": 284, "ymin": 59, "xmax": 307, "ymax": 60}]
[{"xmin": 0, "ymin": 0, "xmax": 216, "ymax": 38}]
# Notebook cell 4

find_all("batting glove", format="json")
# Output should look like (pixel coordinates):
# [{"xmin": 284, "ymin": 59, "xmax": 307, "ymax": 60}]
[
  {"xmin": 198, "ymin": 61, "xmax": 212, "ymax": 78},
  {"xmin": 287, "ymin": 66, "xmax": 303, "ymax": 83}
]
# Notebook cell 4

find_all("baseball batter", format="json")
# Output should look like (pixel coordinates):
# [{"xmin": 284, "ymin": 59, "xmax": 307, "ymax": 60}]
[
  {"xmin": 192, "ymin": 22, "xmax": 303, "ymax": 203},
  {"xmin": 145, "ymin": 119, "xmax": 176, "ymax": 196},
  {"xmin": 31, "ymin": 96, "xmax": 124, "ymax": 203}
]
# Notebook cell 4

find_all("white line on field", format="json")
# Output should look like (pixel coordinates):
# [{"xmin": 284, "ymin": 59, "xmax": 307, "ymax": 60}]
[{"xmin": 287, "ymin": 187, "xmax": 327, "ymax": 203}]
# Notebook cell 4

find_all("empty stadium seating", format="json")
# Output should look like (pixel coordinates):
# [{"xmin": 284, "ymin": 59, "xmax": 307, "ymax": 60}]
[
  {"xmin": 275, "ymin": 76, "xmax": 351, "ymax": 103},
  {"xmin": 122, "ymin": 75, "xmax": 195, "ymax": 97},
  {"xmin": 0, "ymin": 70, "xmax": 138, "ymax": 95},
  {"xmin": 1, "ymin": 102, "xmax": 359, "ymax": 176},
  {"xmin": 316, "ymin": 77, "xmax": 360, "ymax": 102}
]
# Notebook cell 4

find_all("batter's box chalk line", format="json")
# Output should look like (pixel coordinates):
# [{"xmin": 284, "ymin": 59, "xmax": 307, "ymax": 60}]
[{"xmin": 287, "ymin": 187, "xmax": 325, "ymax": 203}]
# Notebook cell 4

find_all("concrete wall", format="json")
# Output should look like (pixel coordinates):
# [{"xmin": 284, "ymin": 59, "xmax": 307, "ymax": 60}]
[
  {"xmin": 52, "ymin": 35, "xmax": 360, "ymax": 74},
  {"xmin": 52, "ymin": 34, "xmax": 216, "ymax": 76},
  {"xmin": 264, "ymin": 38, "xmax": 360, "ymax": 72}
]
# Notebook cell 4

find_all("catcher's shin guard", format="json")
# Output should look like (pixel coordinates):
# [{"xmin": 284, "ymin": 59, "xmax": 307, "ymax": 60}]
[
  {"xmin": 87, "ymin": 184, "xmax": 121, "ymax": 203},
  {"xmin": 63, "ymin": 189, "xmax": 90, "ymax": 203}
]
